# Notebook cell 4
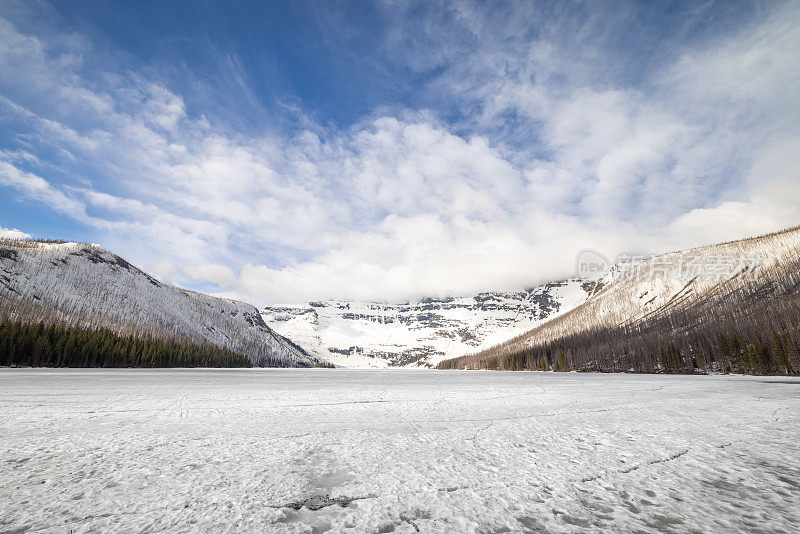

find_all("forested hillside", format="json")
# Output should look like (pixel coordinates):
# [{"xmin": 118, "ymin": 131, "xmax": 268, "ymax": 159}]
[
  {"xmin": 0, "ymin": 239, "xmax": 316, "ymax": 367},
  {"xmin": 439, "ymin": 226, "xmax": 800, "ymax": 374},
  {"xmin": 0, "ymin": 320, "xmax": 252, "ymax": 368}
]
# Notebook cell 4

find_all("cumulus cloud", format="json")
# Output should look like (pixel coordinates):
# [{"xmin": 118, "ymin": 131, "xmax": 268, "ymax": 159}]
[
  {"xmin": 0, "ymin": 2, "xmax": 798, "ymax": 305},
  {"xmin": 0, "ymin": 226, "xmax": 31, "ymax": 240},
  {"xmin": 183, "ymin": 264, "xmax": 238, "ymax": 289}
]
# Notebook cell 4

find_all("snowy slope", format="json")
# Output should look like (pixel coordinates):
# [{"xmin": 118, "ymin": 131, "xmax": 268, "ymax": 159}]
[
  {"xmin": 0, "ymin": 239, "xmax": 315, "ymax": 366},
  {"xmin": 262, "ymin": 280, "xmax": 591, "ymax": 368},
  {"xmin": 473, "ymin": 225, "xmax": 800, "ymax": 361}
]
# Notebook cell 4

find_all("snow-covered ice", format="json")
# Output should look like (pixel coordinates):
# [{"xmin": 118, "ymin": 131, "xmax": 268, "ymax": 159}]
[{"xmin": 1, "ymin": 369, "xmax": 798, "ymax": 533}]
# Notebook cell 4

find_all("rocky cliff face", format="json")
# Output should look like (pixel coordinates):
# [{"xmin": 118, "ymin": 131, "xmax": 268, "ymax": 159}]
[{"xmin": 262, "ymin": 280, "xmax": 592, "ymax": 367}]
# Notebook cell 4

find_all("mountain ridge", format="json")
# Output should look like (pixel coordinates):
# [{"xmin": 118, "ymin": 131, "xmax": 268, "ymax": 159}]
[
  {"xmin": 439, "ymin": 225, "xmax": 800, "ymax": 374},
  {"xmin": 262, "ymin": 279, "xmax": 594, "ymax": 367},
  {"xmin": 0, "ymin": 238, "xmax": 316, "ymax": 367}
]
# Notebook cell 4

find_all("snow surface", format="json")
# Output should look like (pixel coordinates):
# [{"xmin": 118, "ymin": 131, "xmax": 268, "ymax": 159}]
[
  {"xmin": 262, "ymin": 280, "xmax": 590, "ymax": 368},
  {"xmin": 1, "ymin": 369, "xmax": 798, "ymax": 533}
]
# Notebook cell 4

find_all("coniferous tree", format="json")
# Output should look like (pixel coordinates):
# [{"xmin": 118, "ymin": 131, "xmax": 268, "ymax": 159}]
[{"xmin": 0, "ymin": 320, "xmax": 253, "ymax": 368}]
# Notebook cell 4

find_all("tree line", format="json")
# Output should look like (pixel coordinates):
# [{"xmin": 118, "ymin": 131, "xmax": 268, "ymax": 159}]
[{"xmin": 0, "ymin": 320, "xmax": 253, "ymax": 368}]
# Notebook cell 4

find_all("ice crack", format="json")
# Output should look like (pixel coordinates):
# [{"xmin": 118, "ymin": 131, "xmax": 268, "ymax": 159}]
[
  {"xmin": 277, "ymin": 494, "xmax": 375, "ymax": 511},
  {"xmin": 580, "ymin": 448, "xmax": 690, "ymax": 482}
]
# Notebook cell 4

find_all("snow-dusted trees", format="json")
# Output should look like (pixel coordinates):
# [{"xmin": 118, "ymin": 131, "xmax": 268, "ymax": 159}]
[
  {"xmin": 0, "ymin": 239, "xmax": 315, "ymax": 367},
  {"xmin": 439, "ymin": 226, "xmax": 800, "ymax": 375}
]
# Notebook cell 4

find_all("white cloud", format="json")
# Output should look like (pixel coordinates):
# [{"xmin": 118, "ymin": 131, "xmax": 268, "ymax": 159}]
[
  {"xmin": 0, "ymin": 161, "xmax": 87, "ymax": 219},
  {"xmin": 0, "ymin": 3, "xmax": 798, "ymax": 306},
  {"xmin": 183, "ymin": 264, "xmax": 238, "ymax": 289},
  {"xmin": 0, "ymin": 226, "xmax": 31, "ymax": 240}
]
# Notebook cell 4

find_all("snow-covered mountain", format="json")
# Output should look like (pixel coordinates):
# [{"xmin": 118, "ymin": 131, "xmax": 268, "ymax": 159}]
[
  {"xmin": 510, "ymin": 227, "xmax": 798, "ymax": 347},
  {"xmin": 261, "ymin": 280, "xmax": 592, "ymax": 367},
  {"xmin": 448, "ymin": 225, "xmax": 800, "ymax": 372},
  {"xmin": 0, "ymin": 239, "xmax": 316, "ymax": 367}
]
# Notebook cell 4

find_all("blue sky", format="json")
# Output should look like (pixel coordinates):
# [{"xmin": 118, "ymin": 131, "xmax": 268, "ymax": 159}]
[{"xmin": 1, "ymin": 0, "xmax": 799, "ymax": 304}]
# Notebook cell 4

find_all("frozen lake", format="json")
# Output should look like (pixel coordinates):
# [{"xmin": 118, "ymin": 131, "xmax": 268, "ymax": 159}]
[{"xmin": 1, "ymin": 370, "xmax": 798, "ymax": 533}]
